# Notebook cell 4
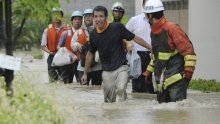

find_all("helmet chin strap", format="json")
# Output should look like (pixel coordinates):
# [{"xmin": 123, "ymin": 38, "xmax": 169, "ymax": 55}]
[
  {"xmin": 147, "ymin": 13, "xmax": 154, "ymax": 26},
  {"xmin": 114, "ymin": 17, "xmax": 122, "ymax": 23}
]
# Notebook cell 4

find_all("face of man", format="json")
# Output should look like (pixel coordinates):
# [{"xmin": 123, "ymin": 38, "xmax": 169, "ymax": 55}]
[
  {"xmin": 52, "ymin": 11, "xmax": 63, "ymax": 23},
  {"xmin": 72, "ymin": 16, "xmax": 82, "ymax": 29},
  {"xmin": 93, "ymin": 11, "xmax": 107, "ymax": 29},
  {"xmin": 84, "ymin": 14, "xmax": 93, "ymax": 26},
  {"xmin": 112, "ymin": 10, "xmax": 123, "ymax": 20}
]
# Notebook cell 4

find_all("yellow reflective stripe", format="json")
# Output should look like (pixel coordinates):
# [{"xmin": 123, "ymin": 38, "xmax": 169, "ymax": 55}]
[
  {"xmin": 163, "ymin": 73, "xmax": 182, "ymax": 90},
  {"xmin": 184, "ymin": 55, "xmax": 196, "ymax": 61},
  {"xmin": 158, "ymin": 50, "xmax": 178, "ymax": 60},
  {"xmin": 158, "ymin": 52, "xmax": 171, "ymax": 60},
  {"xmin": 147, "ymin": 65, "xmax": 154, "ymax": 72},
  {"xmin": 151, "ymin": 54, "xmax": 155, "ymax": 60},
  {"xmin": 149, "ymin": 59, "xmax": 154, "ymax": 66},
  {"xmin": 185, "ymin": 61, "xmax": 196, "ymax": 67},
  {"xmin": 171, "ymin": 50, "xmax": 178, "ymax": 56}
]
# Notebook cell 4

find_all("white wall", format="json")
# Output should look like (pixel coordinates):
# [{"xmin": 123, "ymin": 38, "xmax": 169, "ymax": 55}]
[
  {"xmin": 135, "ymin": 0, "xmax": 142, "ymax": 15},
  {"xmin": 189, "ymin": 0, "xmax": 220, "ymax": 81}
]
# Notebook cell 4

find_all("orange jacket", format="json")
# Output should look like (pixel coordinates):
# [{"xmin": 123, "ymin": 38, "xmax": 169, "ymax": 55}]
[{"xmin": 47, "ymin": 24, "xmax": 66, "ymax": 52}]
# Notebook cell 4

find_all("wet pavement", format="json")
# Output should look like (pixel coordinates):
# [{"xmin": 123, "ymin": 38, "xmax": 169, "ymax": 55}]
[{"xmin": 15, "ymin": 52, "xmax": 220, "ymax": 124}]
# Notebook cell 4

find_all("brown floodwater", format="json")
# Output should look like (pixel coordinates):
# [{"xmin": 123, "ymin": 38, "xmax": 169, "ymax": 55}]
[{"xmin": 15, "ymin": 52, "xmax": 220, "ymax": 124}]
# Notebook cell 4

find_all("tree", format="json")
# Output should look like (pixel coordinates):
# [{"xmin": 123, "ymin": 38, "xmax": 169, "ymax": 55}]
[{"xmin": 12, "ymin": 0, "xmax": 65, "ymax": 50}]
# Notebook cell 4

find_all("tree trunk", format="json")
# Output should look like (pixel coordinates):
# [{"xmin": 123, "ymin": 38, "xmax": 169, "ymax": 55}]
[
  {"xmin": 4, "ymin": 0, "xmax": 14, "ymax": 89},
  {"xmin": 0, "ymin": 1, "xmax": 5, "ymax": 48},
  {"xmin": 5, "ymin": 0, "xmax": 13, "ymax": 55}
]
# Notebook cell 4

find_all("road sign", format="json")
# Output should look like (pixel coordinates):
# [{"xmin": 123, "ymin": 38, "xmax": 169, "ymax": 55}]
[{"xmin": 0, "ymin": 53, "xmax": 21, "ymax": 71}]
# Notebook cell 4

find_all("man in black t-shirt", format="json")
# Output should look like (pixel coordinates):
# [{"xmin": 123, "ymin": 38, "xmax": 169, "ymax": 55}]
[{"xmin": 81, "ymin": 6, "xmax": 152, "ymax": 103}]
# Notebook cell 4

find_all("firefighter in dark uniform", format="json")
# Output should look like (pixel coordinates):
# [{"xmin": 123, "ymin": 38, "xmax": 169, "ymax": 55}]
[{"xmin": 143, "ymin": 0, "xmax": 196, "ymax": 103}]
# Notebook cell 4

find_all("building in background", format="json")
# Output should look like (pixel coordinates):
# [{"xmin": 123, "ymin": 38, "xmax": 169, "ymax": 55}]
[
  {"xmin": 60, "ymin": 0, "xmax": 135, "ymax": 19},
  {"xmin": 189, "ymin": 0, "xmax": 220, "ymax": 81}
]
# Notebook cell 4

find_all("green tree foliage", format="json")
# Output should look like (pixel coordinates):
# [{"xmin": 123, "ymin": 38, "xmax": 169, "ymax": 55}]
[
  {"xmin": 0, "ymin": 78, "xmax": 64, "ymax": 124},
  {"xmin": 12, "ymin": 0, "xmax": 65, "ymax": 50}
]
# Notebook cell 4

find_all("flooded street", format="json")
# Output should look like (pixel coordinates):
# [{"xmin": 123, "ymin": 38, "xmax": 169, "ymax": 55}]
[{"xmin": 15, "ymin": 52, "xmax": 220, "ymax": 124}]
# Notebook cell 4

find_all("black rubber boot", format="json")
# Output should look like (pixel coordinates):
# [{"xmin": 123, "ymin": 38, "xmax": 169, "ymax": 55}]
[{"xmin": 5, "ymin": 69, "xmax": 14, "ymax": 96}]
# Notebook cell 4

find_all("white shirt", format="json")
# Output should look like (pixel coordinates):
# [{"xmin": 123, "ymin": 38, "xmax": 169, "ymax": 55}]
[{"xmin": 126, "ymin": 13, "xmax": 151, "ymax": 51}]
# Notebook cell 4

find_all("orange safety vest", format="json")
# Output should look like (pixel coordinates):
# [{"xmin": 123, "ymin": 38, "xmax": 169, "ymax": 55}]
[
  {"xmin": 64, "ymin": 28, "xmax": 76, "ymax": 55},
  {"xmin": 76, "ymin": 28, "xmax": 89, "ymax": 60},
  {"xmin": 78, "ymin": 28, "xmax": 88, "ymax": 45},
  {"xmin": 47, "ymin": 24, "xmax": 66, "ymax": 53}
]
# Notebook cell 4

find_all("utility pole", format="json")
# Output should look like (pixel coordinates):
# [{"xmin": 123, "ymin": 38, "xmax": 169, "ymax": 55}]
[
  {"xmin": 5, "ymin": 0, "xmax": 13, "ymax": 55},
  {"xmin": 0, "ymin": 0, "xmax": 5, "ymax": 47}
]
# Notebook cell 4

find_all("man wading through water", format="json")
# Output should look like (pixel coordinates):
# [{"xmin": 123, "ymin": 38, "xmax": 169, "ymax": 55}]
[
  {"xmin": 41, "ymin": 7, "xmax": 66, "ymax": 83},
  {"xmin": 143, "ymin": 0, "xmax": 196, "ymax": 103},
  {"xmin": 81, "ymin": 6, "xmax": 151, "ymax": 103}
]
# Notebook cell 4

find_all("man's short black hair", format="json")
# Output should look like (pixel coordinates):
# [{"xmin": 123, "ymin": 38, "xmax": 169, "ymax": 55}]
[{"xmin": 93, "ymin": 5, "xmax": 108, "ymax": 17}]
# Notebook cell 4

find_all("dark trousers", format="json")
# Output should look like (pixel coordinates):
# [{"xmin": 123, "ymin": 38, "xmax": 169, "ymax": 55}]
[
  {"xmin": 157, "ymin": 78, "xmax": 190, "ymax": 103},
  {"xmin": 78, "ymin": 70, "xmax": 102, "ymax": 86},
  {"xmin": 73, "ymin": 61, "xmax": 80, "ymax": 83},
  {"xmin": 59, "ymin": 64, "xmax": 73, "ymax": 84},
  {"xmin": 47, "ymin": 55, "xmax": 59, "ymax": 82},
  {"xmin": 132, "ymin": 51, "xmax": 154, "ymax": 93},
  {"xmin": 0, "ymin": 68, "xmax": 13, "ymax": 87}
]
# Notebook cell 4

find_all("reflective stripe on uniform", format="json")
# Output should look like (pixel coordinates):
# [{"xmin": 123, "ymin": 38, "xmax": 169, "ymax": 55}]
[
  {"xmin": 149, "ymin": 59, "xmax": 154, "ymax": 66},
  {"xmin": 158, "ymin": 50, "xmax": 178, "ymax": 60},
  {"xmin": 147, "ymin": 65, "xmax": 154, "ymax": 72},
  {"xmin": 185, "ymin": 61, "xmax": 196, "ymax": 67},
  {"xmin": 163, "ymin": 73, "xmax": 182, "ymax": 90},
  {"xmin": 152, "ymin": 54, "xmax": 155, "ymax": 60},
  {"xmin": 184, "ymin": 54, "xmax": 196, "ymax": 61}
]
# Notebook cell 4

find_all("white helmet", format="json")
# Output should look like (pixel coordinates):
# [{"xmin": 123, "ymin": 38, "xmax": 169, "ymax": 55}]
[
  {"xmin": 83, "ymin": 9, "xmax": 93, "ymax": 15},
  {"xmin": 112, "ymin": 2, "xmax": 124, "ymax": 12},
  {"xmin": 52, "ymin": 7, "xmax": 63, "ymax": 16},
  {"xmin": 71, "ymin": 10, "xmax": 83, "ymax": 17},
  {"xmin": 52, "ymin": 7, "xmax": 62, "ymax": 12},
  {"xmin": 143, "ymin": 0, "xmax": 164, "ymax": 13}
]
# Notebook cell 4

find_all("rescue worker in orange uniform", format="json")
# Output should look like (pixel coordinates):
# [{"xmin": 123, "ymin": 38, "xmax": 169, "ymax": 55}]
[
  {"xmin": 57, "ymin": 10, "xmax": 83, "ymax": 83},
  {"xmin": 41, "ymin": 7, "xmax": 66, "ymax": 83},
  {"xmin": 71, "ymin": 9, "xmax": 102, "ymax": 86},
  {"xmin": 143, "ymin": 0, "xmax": 196, "ymax": 103}
]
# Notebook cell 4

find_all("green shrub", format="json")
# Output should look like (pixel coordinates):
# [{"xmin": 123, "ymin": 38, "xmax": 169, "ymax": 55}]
[
  {"xmin": 189, "ymin": 79, "xmax": 220, "ymax": 92},
  {"xmin": 0, "ymin": 78, "xmax": 64, "ymax": 124}
]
